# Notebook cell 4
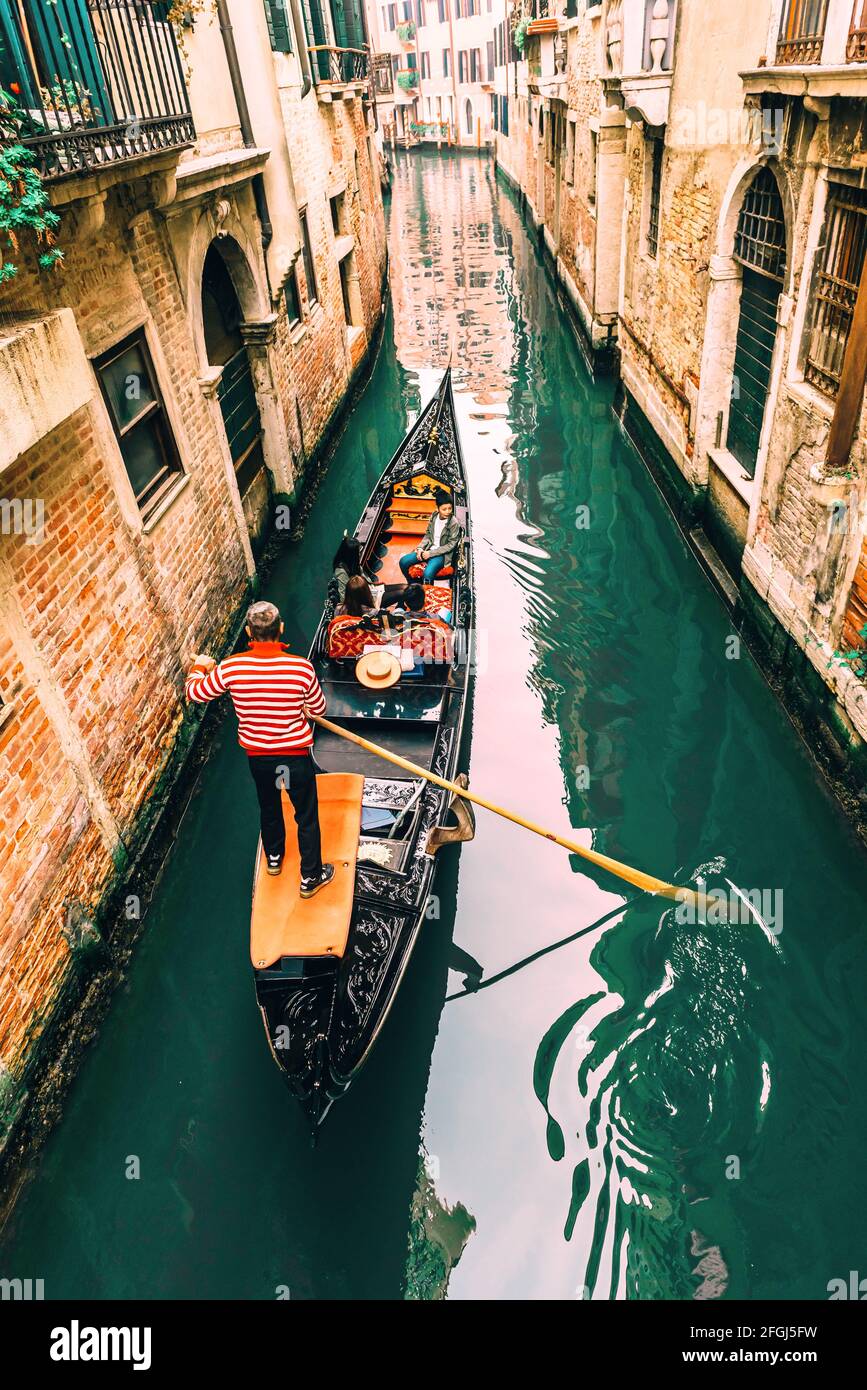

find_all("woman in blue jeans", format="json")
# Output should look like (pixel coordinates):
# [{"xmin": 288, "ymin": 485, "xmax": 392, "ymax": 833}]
[{"xmin": 399, "ymin": 491, "xmax": 463, "ymax": 584}]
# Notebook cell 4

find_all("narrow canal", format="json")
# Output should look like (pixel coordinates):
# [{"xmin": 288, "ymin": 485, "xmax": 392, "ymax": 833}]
[{"xmin": 3, "ymin": 151, "xmax": 867, "ymax": 1301}]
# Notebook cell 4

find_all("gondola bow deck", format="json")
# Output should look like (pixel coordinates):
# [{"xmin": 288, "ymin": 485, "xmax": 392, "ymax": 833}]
[{"xmin": 251, "ymin": 369, "xmax": 474, "ymax": 1132}]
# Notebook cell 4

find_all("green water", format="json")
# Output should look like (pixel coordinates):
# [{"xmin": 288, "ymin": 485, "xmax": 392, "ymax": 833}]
[{"xmin": 2, "ymin": 152, "xmax": 866, "ymax": 1301}]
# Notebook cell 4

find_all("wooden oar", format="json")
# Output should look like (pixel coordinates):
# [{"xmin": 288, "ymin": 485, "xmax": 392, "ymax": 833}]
[{"xmin": 312, "ymin": 714, "xmax": 698, "ymax": 905}]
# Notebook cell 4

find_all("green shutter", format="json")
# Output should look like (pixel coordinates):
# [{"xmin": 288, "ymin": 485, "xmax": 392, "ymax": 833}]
[
  {"xmin": 0, "ymin": 0, "xmax": 40, "ymax": 107},
  {"xmin": 264, "ymin": 0, "xmax": 293, "ymax": 53},
  {"xmin": 26, "ymin": 0, "xmax": 112, "ymax": 123}
]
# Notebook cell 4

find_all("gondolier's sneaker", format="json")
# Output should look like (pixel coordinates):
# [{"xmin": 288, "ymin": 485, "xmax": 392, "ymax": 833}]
[
  {"xmin": 300, "ymin": 863, "xmax": 335, "ymax": 899},
  {"xmin": 266, "ymin": 853, "xmax": 283, "ymax": 876}
]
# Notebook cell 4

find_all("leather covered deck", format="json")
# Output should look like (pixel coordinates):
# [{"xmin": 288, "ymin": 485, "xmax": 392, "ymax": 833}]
[{"xmin": 250, "ymin": 773, "xmax": 364, "ymax": 968}]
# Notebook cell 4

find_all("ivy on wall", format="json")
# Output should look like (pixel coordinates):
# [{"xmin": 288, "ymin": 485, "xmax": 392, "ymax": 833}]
[{"xmin": 0, "ymin": 88, "xmax": 62, "ymax": 285}]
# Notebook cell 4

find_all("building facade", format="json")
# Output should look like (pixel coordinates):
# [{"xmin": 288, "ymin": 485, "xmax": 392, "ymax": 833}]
[
  {"xmin": 493, "ymin": 0, "xmax": 867, "ymax": 834},
  {"xmin": 0, "ymin": 0, "xmax": 386, "ymax": 1157},
  {"xmin": 366, "ymin": 0, "xmax": 499, "ymax": 146}
]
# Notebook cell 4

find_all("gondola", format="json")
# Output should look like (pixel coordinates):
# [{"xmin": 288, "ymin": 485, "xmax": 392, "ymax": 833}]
[{"xmin": 251, "ymin": 368, "xmax": 475, "ymax": 1133}]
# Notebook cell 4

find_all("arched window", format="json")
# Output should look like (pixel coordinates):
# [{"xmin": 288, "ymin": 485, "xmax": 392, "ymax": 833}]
[
  {"xmin": 728, "ymin": 167, "xmax": 788, "ymax": 476},
  {"xmin": 734, "ymin": 165, "xmax": 787, "ymax": 283},
  {"xmin": 465, "ymin": 98, "xmax": 473, "ymax": 136}
]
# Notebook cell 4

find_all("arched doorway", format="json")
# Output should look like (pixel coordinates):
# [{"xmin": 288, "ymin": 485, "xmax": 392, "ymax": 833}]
[
  {"xmin": 201, "ymin": 241, "xmax": 269, "ymax": 545},
  {"xmin": 727, "ymin": 167, "xmax": 787, "ymax": 475},
  {"xmin": 465, "ymin": 98, "xmax": 473, "ymax": 138}
]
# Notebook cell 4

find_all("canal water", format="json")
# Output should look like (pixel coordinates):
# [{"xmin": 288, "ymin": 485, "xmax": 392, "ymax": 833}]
[{"xmin": 3, "ymin": 151, "xmax": 867, "ymax": 1300}]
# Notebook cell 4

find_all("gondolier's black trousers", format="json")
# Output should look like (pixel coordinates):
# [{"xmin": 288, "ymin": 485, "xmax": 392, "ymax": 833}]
[{"xmin": 247, "ymin": 752, "xmax": 323, "ymax": 881}]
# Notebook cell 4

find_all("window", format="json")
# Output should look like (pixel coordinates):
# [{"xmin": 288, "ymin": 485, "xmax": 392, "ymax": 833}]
[
  {"xmin": 421, "ymin": 50, "xmax": 431, "ymax": 77},
  {"xmin": 645, "ymin": 135, "xmax": 664, "ymax": 259},
  {"xmin": 96, "ymin": 332, "xmax": 183, "ymax": 520},
  {"xmin": 458, "ymin": 50, "xmax": 466, "ymax": 83},
  {"xmin": 437, "ymin": 0, "xmax": 447, "ymax": 19},
  {"xmin": 415, "ymin": 0, "xmax": 424, "ymax": 24},
  {"xmin": 501, "ymin": 94, "xmax": 509, "ymax": 136},
  {"xmin": 491, "ymin": 93, "xmax": 497, "ymax": 132},
  {"xmin": 339, "ymin": 259, "xmax": 356, "ymax": 326},
  {"xmin": 465, "ymin": 98, "xmax": 473, "ymax": 136},
  {"xmin": 384, "ymin": 4, "xmax": 397, "ymax": 31},
  {"xmin": 263, "ymin": 0, "xmax": 293, "ymax": 52},
  {"xmin": 776, "ymin": 0, "xmax": 829, "ymax": 65},
  {"xmin": 443, "ymin": 48, "xmax": 450, "ymax": 76},
  {"xmin": 454, "ymin": 0, "xmax": 462, "ymax": 15},
  {"xmin": 486, "ymin": 40, "xmax": 494, "ymax": 81},
  {"xmin": 566, "ymin": 120, "xmax": 575, "ymax": 186},
  {"xmin": 299, "ymin": 209, "xmax": 318, "ymax": 307},
  {"xmin": 401, "ymin": 0, "xmax": 412, "ymax": 17},
  {"xmin": 330, "ymin": 192, "xmax": 345, "ymax": 237},
  {"xmin": 285, "ymin": 267, "xmax": 302, "ymax": 327},
  {"xmin": 805, "ymin": 182, "xmax": 867, "ymax": 397}
]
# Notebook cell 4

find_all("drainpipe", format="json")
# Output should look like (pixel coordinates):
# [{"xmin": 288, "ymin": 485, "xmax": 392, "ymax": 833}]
[
  {"xmin": 287, "ymin": 0, "xmax": 314, "ymax": 97},
  {"xmin": 215, "ymin": 0, "xmax": 273, "ymax": 257}
]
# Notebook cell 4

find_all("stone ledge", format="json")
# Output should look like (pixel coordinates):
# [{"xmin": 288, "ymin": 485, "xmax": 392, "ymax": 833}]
[{"xmin": 0, "ymin": 311, "xmax": 93, "ymax": 476}]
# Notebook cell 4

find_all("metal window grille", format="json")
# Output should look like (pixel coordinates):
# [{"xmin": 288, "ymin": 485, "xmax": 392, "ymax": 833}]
[
  {"xmin": 776, "ymin": 0, "xmax": 829, "ymax": 65},
  {"xmin": 805, "ymin": 182, "xmax": 867, "ymax": 396},
  {"xmin": 848, "ymin": 0, "xmax": 867, "ymax": 61},
  {"xmin": 646, "ymin": 137, "xmax": 664, "ymax": 259},
  {"xmin": 734, "ymin": 166, "xmax": 787, "ymax": 281}
]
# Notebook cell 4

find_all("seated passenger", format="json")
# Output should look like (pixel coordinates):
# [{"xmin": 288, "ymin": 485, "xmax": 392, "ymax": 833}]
[
  {"xmin": 339, "ymin": 575, "xmax": 381, "ymax": 619},
  {"xmin": 331, "ymin": 533, "xmax": 377, "ymax": 605},
  {"xmin": 398, "ymin": 490, "xmax": 464, "ymax": 585},
  {"xmin": 386, "ymin": 583, "xmax": 426, "ymax": 619}
]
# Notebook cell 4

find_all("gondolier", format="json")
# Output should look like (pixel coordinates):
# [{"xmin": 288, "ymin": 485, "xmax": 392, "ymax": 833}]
[{"xmin": 185, "ymin": 600, "xmax": 334, "ymax": 898}]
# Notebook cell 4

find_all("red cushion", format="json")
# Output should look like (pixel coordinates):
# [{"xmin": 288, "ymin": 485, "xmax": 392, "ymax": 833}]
[
  {"xmin": 409, "ymin": 563, "xmax": 454, "ymax": 579},
  {"xmin": 327, "ymin": 613, "xmax": 453, "ymax": 663}
]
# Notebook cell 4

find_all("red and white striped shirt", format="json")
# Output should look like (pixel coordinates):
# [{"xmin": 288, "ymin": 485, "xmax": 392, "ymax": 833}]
[{"xmin": 185, "ymin": 641, "xmax": 327, "ymax": 756}]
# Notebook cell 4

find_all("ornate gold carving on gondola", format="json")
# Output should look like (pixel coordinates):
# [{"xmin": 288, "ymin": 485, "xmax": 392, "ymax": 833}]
[{"xmin": 425, "ymin": 773, "xmax": 476, "ymax": 854}]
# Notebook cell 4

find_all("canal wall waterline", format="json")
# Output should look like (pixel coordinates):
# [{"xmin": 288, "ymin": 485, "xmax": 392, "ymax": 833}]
[{"xmin": 0, "ymin": 279, "xmax": 390, "ymax": 1221}]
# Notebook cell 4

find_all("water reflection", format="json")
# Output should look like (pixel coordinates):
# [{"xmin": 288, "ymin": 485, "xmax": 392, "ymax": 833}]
[{"xmin": 391, "ymin": 152, "xmax": 867, "ymax": 1302}]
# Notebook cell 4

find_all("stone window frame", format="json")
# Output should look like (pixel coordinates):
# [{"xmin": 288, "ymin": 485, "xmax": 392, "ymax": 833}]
[
  {"xmin": 802, "ymin": 176, "xmax": 867, "ymax": 399},
  {"xmin": 94, "ymin": 328, "xmax": 186, "ymax": 526},
  {"xmin": 642, "ymin": 127, "xmax": 665, "ymax": 260},
  {"xmin": 298, "ymin": 207, "xmax": 319, "ymax": 310}
]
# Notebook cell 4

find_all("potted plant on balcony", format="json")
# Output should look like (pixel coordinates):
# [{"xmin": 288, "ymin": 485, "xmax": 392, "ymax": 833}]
[
  {"xmin": 397, "ymin": 20, "xmax": 416, "ymax": 42},
  {"xmin": 397, "ymin": 70, "xmax": 418, "ymax": 91},
  {"xmin": 0, "ymin": 88, "xmax": 63, "ymax": 285}
]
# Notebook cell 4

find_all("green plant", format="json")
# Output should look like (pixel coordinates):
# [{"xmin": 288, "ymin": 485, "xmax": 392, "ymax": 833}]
[
  {"xmin": 397, "ymin": 69, "xmax": 418, "ymax": 91},
  {"xmin": 829, "ymin": 623, "xmax": 867, "ymax": 681},
  {"xmin": 397, "ymin": 20, "xmax": 416, "ymax": 41},
  {"xmin": 0, "ymin": 89, "xmax": 62, "ymax": 285},
  {"xmin": 514, "ymin": 17, "xmax": 530, "ymax": 53}
]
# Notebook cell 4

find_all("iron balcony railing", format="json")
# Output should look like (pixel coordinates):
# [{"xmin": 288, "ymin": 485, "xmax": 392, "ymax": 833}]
[
  {"xmin": 776, "ymin": 0, "xmax": 829, "ymax": 64},
  {"xmin": 848, "ymin": 0, "xmax": 867, "ymax": 60},
  {"xmin": 308, "ymin": 44, "xmax": 370, "ymax": 87},
  {"xmin": 372, "ymin": 53, "xmax": 394, "ymax": 96},
  {"xmin": 1, "ymin": 0, "xmax": 194, "ymax": 181}
]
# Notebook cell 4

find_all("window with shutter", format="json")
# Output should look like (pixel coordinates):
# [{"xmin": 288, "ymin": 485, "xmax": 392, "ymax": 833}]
[{"xmin": 263, "ymin": 0, "xmax": 293, "ymax": 52}]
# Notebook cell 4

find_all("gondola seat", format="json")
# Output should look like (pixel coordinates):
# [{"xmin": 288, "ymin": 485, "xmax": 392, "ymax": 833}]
[
  {"xmin": 423, "ymin": 584, "xmax": 453, "ymax": 616},
  {"xmin": 327, "ymin": 613, "xmax": 453, "ymax": 663},
  {"xmin": 408, "ymin": 563, "xmax": 454, "ymax": 580}
]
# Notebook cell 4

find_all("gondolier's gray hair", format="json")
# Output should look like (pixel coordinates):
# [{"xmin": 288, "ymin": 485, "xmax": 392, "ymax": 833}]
[{"xmin": 246, "ymin": 600, "xmax": 282, "ymax": 641}]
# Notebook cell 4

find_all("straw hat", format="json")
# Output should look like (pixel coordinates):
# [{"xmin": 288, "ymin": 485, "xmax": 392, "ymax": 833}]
[{"xmin": 356, "ymin": 649, "xmax": 402, "ymax": 689}]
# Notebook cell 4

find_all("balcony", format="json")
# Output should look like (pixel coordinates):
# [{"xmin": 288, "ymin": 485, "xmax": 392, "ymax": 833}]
[
  {"xmin": 1, "ymin": 0, "xmax": 194, "ymax": 183},
  {"xmin": 309, "ymin": 45, "xmax": 371, "ymax": 100},
  {"xmin": 372, "ymin": 53, "xmax": 395, "ymax": 96},
  {"xmin": 776, "ymin": 0, "xmax": 830, "ymax": 63},
  {"xmin": 396, "ymin": 68, "xmax": 419, "ymax": 92},
  {"xmin": 742, "ymin": 2, "xmax": 867, "ymax": 102},
  {"xmin": 604, "ymin": 0, "xmax": 678, "ymax": 127}
]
